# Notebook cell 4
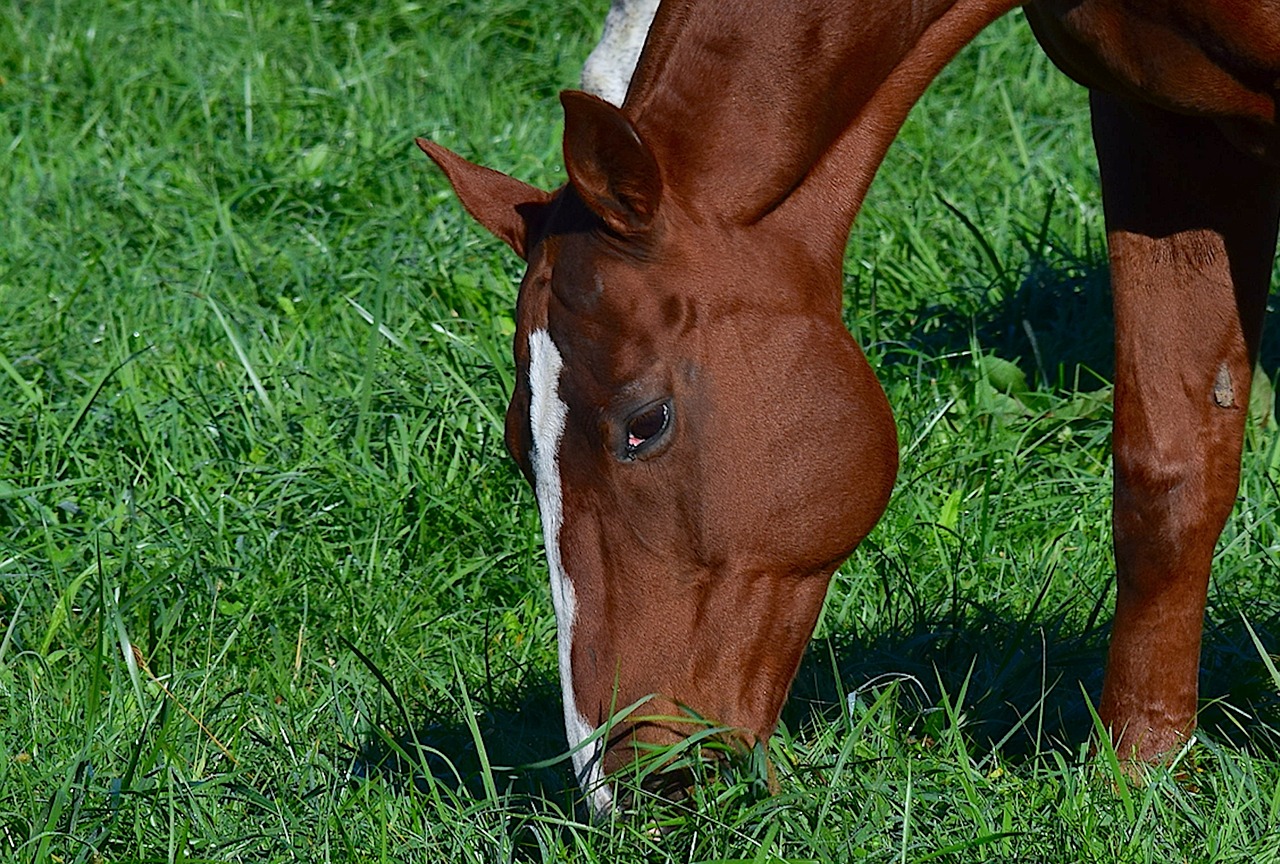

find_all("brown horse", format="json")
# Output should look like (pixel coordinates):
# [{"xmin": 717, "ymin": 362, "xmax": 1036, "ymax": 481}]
[{"xmin": 419, "ymin": 0, "xmax": 1280, "ymax": 812}]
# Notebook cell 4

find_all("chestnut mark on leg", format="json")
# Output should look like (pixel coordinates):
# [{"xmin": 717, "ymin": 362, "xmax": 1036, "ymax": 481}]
[{"xmin": 1213, "ymin": 362, "xmax": 1235, "ymax": 409}]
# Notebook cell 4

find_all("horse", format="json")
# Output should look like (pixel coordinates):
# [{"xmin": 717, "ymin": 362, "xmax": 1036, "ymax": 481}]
[
  {"xmin": 580, "ymin": 0, "xmax": 656, "ymax": 106},
  {"xmin": 418, "ymin": 0, "xmax": 1280, "ymax": 813}
]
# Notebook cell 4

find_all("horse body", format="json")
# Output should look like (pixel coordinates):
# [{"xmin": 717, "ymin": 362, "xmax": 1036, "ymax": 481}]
[{"xmin": 421, "ymin": 0, "xmax": 1280, "ymax": 811}]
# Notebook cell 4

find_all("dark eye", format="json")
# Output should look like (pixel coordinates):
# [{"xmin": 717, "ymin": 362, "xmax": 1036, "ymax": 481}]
[{"xmin": 624, "ymin": 401, "xmax": 671, "ymax": 457}]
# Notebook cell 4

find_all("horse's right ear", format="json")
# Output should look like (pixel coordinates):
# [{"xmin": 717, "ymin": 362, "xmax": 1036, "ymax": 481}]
[
  {"xmin": 560, "ymin": 90, "xmax": 662, "ymax": 237},
  {"xmin": 416, "ymin": 139, "xmax": 551, "ymax": 261}
]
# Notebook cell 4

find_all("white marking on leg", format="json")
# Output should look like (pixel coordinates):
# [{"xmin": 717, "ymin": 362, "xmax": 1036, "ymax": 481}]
[{"xmin": 527, "ymin": 328, "xmax": 614, "ymax": 814}]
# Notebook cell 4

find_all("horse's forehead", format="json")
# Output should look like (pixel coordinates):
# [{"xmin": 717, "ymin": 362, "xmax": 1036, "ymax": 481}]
[
  {"xmin": 521, "ymin": 238, "xmax": 667, "ymax": 340},
  {"xmin": 548, "ymin": 233, "xmax": 639, "ymax": 303}
]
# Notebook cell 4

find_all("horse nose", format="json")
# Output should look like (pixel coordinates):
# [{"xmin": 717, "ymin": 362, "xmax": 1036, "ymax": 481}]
[{"xmin": 594, "ymin": 705, "xmax": 760, "ymax": 812}]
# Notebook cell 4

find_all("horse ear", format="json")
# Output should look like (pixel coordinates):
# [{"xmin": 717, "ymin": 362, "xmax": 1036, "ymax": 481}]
[
  {"xmin": 560, "ymin": 90, "xmax": 662, "ymax": 236},
  {"xmin": 416, "ymin": 138, "xmax": 550, "ymax": 260}
]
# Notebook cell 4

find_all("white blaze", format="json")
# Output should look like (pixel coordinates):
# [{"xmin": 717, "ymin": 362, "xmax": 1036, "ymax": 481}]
[{"xmin": 527, "ymin": 328, "xmax": 613, "ymax": 813}]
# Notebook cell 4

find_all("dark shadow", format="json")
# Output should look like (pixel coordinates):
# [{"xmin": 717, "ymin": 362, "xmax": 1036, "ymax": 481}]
[
  {"xmin": 786, "ymin": 605, "xmax": 1280, "ymax": 762},
  {"xmin": 785, "ymin": 604, "xmax": 1110, "ymax": 759},
  {"xmin": 871, "ymin": 234, "xmax": 1117, "ymax": 391},
  {"xmin": 871, "ymin": 217, "xmax": 1280, "ymax": 392},
  {"xmin": 352, "ymin": 604, "xmax": 1280, "ymax": 810},
  {"xmin": 351, "ymin": 676, "xmax": 578, "ymax": 808}
]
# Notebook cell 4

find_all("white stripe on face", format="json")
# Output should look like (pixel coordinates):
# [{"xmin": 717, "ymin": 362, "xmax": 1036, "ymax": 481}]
[{"xmin": 527, "ymin": 328, "xmax": 613, "ymax": 814}]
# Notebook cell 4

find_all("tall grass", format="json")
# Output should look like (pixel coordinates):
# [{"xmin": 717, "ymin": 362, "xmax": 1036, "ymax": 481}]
[{"xmin": 2, "ymin": 0, "xmax": 1279, "ymax": 861}]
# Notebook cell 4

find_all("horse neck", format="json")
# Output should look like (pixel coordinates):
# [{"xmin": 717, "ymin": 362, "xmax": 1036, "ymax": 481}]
[{"xmin": 625, "ymin": 0, "xmax": 1021, "ymax": 247}]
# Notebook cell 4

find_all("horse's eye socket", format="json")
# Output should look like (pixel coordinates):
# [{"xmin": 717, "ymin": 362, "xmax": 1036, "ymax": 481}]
[{"xmin": 625, "ymin": 402, "xmax": 670, "ymax": 454}]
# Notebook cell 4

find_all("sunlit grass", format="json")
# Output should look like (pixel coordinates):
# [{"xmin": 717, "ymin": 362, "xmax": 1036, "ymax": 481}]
[{"xmin": 3, "ymin": 0, "xmax": 1280, "ymax": 861}]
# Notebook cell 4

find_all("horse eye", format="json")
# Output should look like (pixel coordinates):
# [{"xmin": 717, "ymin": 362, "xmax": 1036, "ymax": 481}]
[{"xmin": 625, "ymin": 402, "xmax": 671, "ymax": 455}]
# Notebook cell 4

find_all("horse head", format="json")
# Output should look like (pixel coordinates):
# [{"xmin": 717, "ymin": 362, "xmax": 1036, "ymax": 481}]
[{"xmin": 420, "ymin": 90, "xmax": 898, "ymax": 811}]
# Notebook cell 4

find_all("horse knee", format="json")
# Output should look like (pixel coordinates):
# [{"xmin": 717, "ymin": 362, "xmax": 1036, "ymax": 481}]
[{"xmin": 1111, "ymin": 426, "xmax": 1240, "ymax": 586}]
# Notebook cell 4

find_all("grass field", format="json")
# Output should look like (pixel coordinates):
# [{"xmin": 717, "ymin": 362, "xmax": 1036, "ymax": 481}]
[{"xmin": 4, "ymin": 0, "xmax": 1280, "ymax": 860}]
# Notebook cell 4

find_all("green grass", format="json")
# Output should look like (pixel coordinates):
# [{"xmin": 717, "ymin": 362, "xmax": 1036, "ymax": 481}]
[{"xmin": 3, "ymin": 0, "xmax": 1280, "ymax": 860}]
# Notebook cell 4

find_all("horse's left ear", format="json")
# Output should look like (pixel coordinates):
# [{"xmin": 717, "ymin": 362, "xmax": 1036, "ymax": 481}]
[
  {"xmin": 560, "ymin": 90, "xmax": 662, "ymax": 236},
  {"xmin": 416, "ymin": 138, "xmax": 551, "ymax": 260}
]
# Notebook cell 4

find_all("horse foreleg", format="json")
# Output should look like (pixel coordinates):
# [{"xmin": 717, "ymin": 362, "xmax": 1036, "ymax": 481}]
[{"xmin": 1090, "ymin": 90, "xmax": 1280, "ymax": 762}]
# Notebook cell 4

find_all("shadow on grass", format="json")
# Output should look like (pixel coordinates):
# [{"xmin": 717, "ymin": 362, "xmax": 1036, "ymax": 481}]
[
  {"xmin": 353, "ymin": 605, "xmax": 1280, "ymax": 808},
  {"xmin": 865, "ymin": 229, "xmax": 1117, "ymax": 391},
  {"xmin": 876, "ymin": 231, "xmax": 1280, "ymax": 391},
  {"xmin": 787, "ymin": 606, "xmax": 1280, "ymax": 761},
  {"xmin": 350, "ymin": 674, "xmax": 579, "ymax": 807}
]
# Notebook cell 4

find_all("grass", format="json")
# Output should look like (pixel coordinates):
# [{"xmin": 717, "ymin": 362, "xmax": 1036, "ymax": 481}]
[{"xmin": 2, "ymin": 0, "xmax": 1280, "ymax": 860}]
